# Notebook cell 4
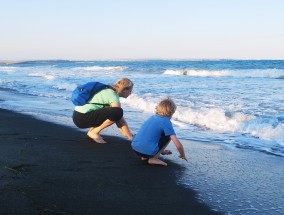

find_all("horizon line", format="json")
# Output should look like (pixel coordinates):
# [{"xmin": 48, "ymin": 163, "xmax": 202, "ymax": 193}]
[{"xmin": 1, "ymin": 58, "xmax": 284, "ymax": 64}]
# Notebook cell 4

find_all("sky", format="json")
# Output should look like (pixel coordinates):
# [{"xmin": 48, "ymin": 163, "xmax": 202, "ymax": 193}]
[{"xmin": 1, "ymin": 0, "xmax": 283, "ymax": 60}]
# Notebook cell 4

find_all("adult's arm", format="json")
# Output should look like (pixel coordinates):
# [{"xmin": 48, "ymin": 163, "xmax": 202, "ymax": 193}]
[{"xmin": 111, "ymin": 102, "xmax": 133, "ymax": 141}]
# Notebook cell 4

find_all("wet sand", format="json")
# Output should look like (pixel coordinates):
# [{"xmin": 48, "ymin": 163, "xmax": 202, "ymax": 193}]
[{"xmin": 0, "ymin": 108, "xmax": 222, "ymax": 215}]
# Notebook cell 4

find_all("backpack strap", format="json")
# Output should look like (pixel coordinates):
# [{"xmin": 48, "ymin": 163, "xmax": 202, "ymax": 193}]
[
  {"xmin": 87, "ymin": 85, "xmax": 115, "ymax": 107},
  {"xmin": 88, "ymin": 102, "xmax": 110, "ymax": 107}
]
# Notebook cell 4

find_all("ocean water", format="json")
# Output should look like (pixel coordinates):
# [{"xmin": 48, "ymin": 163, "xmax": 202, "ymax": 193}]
[
  {"xmin": 1, "ymin": 60, "xmax": 283, "ymax": 156},
  {"xmin": 1, "ymin": 60, "xmax": 284, "ymax": 214}
]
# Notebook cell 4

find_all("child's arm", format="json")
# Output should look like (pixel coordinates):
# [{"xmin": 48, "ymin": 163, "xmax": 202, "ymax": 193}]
[{"xmin": 170, "ymin": 135, "xmax": 188, "ymax": 161}]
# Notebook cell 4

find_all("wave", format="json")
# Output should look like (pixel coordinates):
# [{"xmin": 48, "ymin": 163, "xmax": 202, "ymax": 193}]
[
  {"xmin": 123, "ymin": 94, "xmax": 264, "ymax": 133},
  {"xmin": 28, "ymin": 72, "xmax": 56, "ymax": 80},
  {"xmin": 164, "ymin": 69, "xmax": 230, "ymax": 77},
  {"xmin": 24, "ymin": 66, "xmax": 127, "ymax": 81},
  {"xmin": 0, "ymin": 66, "xmax": 17, "ymax": 73},
  {"xmin": 122, "ymin": 94, "xmax": 284, "ymax": 146},
  {"xmin": 73, "ymin": 66, "xmax": 127, "ymax": 71},
  {"xmin": 239, "ymin": 118, "xmax": 284, "ymax": 147},
  {"xmin": 52, "ymin": 82, "xmax": 76, "ymax": 91},
  {"xmin": 164, "ymin": 68, "xmax": 284, "ymax": 79}
]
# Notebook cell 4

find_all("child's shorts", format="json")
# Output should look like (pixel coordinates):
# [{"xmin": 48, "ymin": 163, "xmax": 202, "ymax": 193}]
[{"xmin": 133, "ymin": 135, "xmax": 171, "ymax": 158}]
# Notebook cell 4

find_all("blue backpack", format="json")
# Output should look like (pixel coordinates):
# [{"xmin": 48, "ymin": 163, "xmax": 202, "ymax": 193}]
[{"xmin": 71, "ymin": 82, "xmax": 112, "ymax": 106}]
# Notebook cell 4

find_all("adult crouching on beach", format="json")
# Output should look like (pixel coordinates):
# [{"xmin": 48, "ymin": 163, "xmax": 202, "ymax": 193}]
[{"xmin": 72, "ymin": 78, "xmax": 134, "ymax": 144}]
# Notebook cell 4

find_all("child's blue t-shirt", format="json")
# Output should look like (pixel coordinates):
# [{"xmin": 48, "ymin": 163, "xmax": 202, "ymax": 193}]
[{"xmin": 131, "ymin": 114, "xmax": 176, "ymax": 156}]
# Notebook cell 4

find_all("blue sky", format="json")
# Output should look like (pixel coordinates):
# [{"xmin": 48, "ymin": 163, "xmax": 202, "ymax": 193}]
[{"xmin": 1, "ymin": 0, "xmax": 283, "ymax": 60}]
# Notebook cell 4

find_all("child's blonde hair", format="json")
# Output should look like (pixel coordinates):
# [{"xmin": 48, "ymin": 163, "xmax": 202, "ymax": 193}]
[
  {"xmin": 156, "ymin": 97, "xmax": 177, "ymax": 117},
  {"xmin": 113, "ymin": 78, "xmax": 134, "ymax": 94}
]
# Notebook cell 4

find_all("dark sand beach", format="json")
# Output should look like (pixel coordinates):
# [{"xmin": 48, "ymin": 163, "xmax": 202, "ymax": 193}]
[{"xmin": 0, "ymin": 108, "xmax": 222, "ymax": 215}]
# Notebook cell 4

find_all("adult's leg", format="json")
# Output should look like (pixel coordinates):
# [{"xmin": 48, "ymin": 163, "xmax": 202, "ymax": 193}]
[
  {"xmin": 87, "ymin": 119, "xmax": 115, "ymax": 143},
  {"xmin": 87, "ymin": 107, "xmax": 123, "ymax": 143}
]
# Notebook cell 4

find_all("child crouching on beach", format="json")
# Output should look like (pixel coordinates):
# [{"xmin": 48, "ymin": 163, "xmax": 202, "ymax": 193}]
[{"xmin": 131, "ymin": 98, "xmax": 187, "ymax": 166}]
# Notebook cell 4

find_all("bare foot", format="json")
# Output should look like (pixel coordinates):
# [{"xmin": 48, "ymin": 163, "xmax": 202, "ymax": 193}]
[
  {"xmin": 161, "ymin": 150, "xmax": 172, "ymax": 155},
  {"xmin": 87, "ymin": 131, "xmax": 106, "ymax": 144},
  {"xmin": 148, "ymin": 158, "xmax": 167, "ymax": 166},
  {"xmin": 141, "ymin": 157, "xmax": 148, "ymax": 161}
]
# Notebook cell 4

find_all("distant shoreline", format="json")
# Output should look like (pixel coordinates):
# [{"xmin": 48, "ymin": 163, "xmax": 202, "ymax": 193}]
[{"xmin": 1, "ymin": 59, "xmax": 284, "ymax": 63}]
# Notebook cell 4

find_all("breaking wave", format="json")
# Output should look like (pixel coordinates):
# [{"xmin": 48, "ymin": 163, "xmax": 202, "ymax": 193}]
[
  {"xmin": 164, "ymin": 68, "xmax": 284, "ymax": 79},
  {"xmin": 122, "ymin": 94, "xmax": 284, "ymax": 147},
  {"xmin": 73, "ymin": 66, "xmax": 127, "ymax": 71}
]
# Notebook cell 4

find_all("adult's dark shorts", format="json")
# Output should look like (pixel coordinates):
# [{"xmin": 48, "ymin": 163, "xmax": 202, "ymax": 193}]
[{"xmin": 72, "ymin": 107, "xmax": 123, "ymax": 128}]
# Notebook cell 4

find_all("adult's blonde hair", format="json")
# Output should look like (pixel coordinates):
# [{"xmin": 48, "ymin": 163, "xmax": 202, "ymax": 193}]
[
  {"xmin": 112, "ymin": 78, "xmax": 134, "ymax": 94},
  {"xmin": 156, "ymin": 97, "xmax": 177, "ymax": 117}
]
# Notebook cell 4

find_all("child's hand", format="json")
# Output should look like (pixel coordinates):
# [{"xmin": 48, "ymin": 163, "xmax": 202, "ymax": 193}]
[{"xmin": 178, "ymin": 155, "xmax": 188, "ymax": 162}]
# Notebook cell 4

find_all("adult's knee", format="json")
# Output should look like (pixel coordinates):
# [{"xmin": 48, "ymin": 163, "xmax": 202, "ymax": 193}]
[{"xmin": 110, "ymin": 107, "xmax": 123, "ymax": 121}]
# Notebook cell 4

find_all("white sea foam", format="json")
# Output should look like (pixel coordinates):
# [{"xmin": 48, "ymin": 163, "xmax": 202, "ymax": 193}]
[
  {"xmin": 237, "ymin": 68, "xmax": 284, "ymax": 79},
  {"xmin": 73, "ymin": 66, "xmax": 127, "ymax": 71},
  {"xmin": 28, "ymin": 69, "xmax": 100, "ymax": 80},
  {"xmin": 52, "ymin": 82, "xmax": 76, "ymax": 91},
  {"xmin": 123, "ymin": 94, "xmax": 251, "ymax": 132},
  {"xmin": 164, "ymin": 69, "xmax": 230, "ymax": 77},
  {"xmin": 164, "ymin": 68, "xmax": 284, "ymax": 79},
  {"xmin": 171, "ymin": 120, "xmax": 190, "ymax": 129},
  {"xmin": 240, "ymin": 118, "xmax": 284, "ymax": 146},
  {"xmin": 172, "ymin": 107, "xmax": 256, "ymax": 136},
  {"xmin": 120, "ymin": 94, "xmax": 157, "ymax": 114},
  {"xmin": 0, "ymin": 66, "xmax": 18, "ymax": 73},
  {"xmin": 28, "ymin": 72, "xmax": 56, "ymax": 80},
  {"xmin": 122, "ymin": 94, "xmax": 284, "ymax": 146}
]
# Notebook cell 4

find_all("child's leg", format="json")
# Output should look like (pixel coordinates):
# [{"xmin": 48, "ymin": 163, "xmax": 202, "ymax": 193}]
[
  {"xmin": 148, "ymin": 157, "xmax": 167, "ymax": 166},
  {"xmin": 133, "ymin": 150, "xmax": 150, "ymax": 161},
  {"xmin": 161, "ymin": 149, "xmax": 172, "ymax": 155},
  {"xmin": 159, "ymin": 135, "xmax": 171, "ymax": 154},
  {"xmin": 148, "ymin": 140, "xmax": 170, "ymax": 166}
]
